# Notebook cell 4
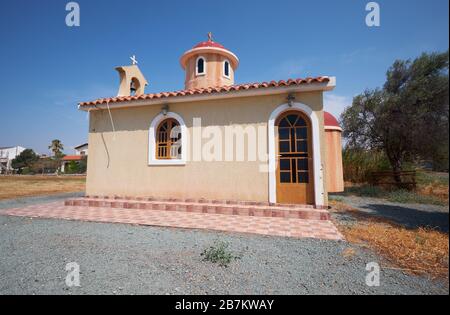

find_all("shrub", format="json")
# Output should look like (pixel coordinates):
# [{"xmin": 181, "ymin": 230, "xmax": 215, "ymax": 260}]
[
  {"xmin": 201, "ymin": 241, "xmax": 241, "ymax": 267},
  {"xmin": 342, "ymin": 148, "xmax": 390, "ymax": 183},
  {"xmin": 66, "ymin": 161, "xmax": 80, "ymax": 174},
  {"xmin": 21, "ymin": 167, "xmax": 34, "ymax": 175}
]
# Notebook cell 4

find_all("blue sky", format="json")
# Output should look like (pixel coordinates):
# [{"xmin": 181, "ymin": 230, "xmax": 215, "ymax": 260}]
[{"xmin": 0, "ymin": 0, "xmax": 448, "ymax": 154}]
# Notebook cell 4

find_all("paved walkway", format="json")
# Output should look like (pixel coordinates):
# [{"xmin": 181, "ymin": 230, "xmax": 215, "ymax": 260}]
[{"xmin": 1, "ymin": 201, "xmax": 344, "ymax": 241}]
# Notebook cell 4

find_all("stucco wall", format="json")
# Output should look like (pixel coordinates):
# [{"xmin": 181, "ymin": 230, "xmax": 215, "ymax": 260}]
[
  {"xmin": 184, "ymin": 53, "xmax": 235, "ymax": 90},
  {"xmin": 86, "ymin": 92, "xmax": 327, "ymax": 204},
  {"xmin": 325, "ymin": 130, "xmax": 344, "ymax": 193}
]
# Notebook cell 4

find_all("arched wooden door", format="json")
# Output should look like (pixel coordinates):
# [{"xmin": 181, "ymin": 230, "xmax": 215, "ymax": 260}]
[{"xmin": 276, "ymin": 111, "xmax": 314, "ymax": 204}]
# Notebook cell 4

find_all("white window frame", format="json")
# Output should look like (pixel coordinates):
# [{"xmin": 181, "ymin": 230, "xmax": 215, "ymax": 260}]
[
  {"xmin": 223, "ymin": 59, "xmax": 231, "ymax": 79},
  {"xmin": 149, "ymin": 112, "xmax": 187, "ymax": 166},
  {"xmin": 195, "ymin": 56, "xmax": 206, "ymax": 76}
]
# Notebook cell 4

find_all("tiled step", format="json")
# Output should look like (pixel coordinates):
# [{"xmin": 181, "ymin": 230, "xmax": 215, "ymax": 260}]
[
  {"xmin": 64, "ymin": 197, "xmax": 331, "ymax": 221},
  {"xmin": 4, "ymin": 202, "xmax": 344, "ymax": 241},
  {"xmin": 85, "ymin": 195, "xmax": 320, "ymax": 209}
]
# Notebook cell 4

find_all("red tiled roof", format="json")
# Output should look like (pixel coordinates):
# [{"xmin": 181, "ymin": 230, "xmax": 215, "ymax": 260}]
[
  {"xmin": 63, "ymin": 155, "xmax": 84, "ymax": 161},
  {"xmin": 193, "ymin": 40, "xmax": 226, "ymax": 49},
  {"xmin": 79, "ymin": 77, "xmax": 331, "ymax": 107},
  {"xmin": 324, "ymin": 111, "xmax": 340, "ymax": 128}
]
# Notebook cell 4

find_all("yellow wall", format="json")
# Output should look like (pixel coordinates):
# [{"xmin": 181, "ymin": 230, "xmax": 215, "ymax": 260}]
[
  {"xmin": 184, "ymin": 53, "xmax": 235, "ymax": 89},
  {"xmin": 86, "ymin": 92, "xmax": 328, "ymax": 204},
  {"xmin": 325, "ymin": 130, "xmax": 344, "ymax": 193}
]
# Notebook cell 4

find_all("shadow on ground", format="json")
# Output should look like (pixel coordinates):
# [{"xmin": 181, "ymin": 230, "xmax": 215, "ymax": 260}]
[{"xmin": 358, "ymin": 203, "xmax": 449, "ymax": 233}]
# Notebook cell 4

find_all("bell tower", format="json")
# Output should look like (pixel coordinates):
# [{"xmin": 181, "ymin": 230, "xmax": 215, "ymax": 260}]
[
  {"xmin": 180, "ymin": 33, "xmax": 239, "ymax": 90},
  {"xmin": 115, "ymin": 55, "xmax": 148, "ymax": 97}
]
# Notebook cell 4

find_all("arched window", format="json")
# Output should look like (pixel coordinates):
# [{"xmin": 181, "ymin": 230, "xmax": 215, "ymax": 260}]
[
  {"xmin": 149, "ymin": 112, "xmax": 187, "ymax": 165},
  {"xmin": 196, "ymin": 57, "xmax": 206, "ymax": 76},
  {"xmin": 223, "ymin": 60, "xmax": 230, "ymax": 78},
  {"xmin": 156, "ymin": 118, "xmax": 182, "ymax": 160}
]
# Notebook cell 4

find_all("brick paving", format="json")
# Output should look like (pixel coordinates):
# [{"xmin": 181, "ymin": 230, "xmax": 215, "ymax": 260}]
[
  {"xmin": 1, "ymin": 201, "xmax": 344, "ymax": 241},
  {"xmin": 65, "ymin": 197, "xmax": 331, "ymax": 220}
]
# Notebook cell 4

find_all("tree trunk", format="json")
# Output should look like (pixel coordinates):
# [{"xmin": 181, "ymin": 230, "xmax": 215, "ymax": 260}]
[{"xmin": 385, "ymin": 149, "xmax": 403, "ymax": 186}]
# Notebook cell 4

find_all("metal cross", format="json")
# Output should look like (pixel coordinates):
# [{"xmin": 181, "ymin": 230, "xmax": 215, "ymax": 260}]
[
  {"xmin": 130, "ymin": 55, "xmax": 138, "ymax": 65},
  {"xmin": 207, "ymin": 32, "xmax": 212, "ymax": 41}
]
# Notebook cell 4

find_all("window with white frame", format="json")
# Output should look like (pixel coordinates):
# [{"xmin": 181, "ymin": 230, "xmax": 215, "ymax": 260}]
[
  {"xmin": 149, "ymin": 112, "xmax": 187, "ymax": 166},
  {"xmin": 196, "ymin": 56, "xmax": 206, "ymax": 76}
]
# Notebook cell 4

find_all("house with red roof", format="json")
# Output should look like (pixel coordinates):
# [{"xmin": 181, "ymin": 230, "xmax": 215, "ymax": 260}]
[
  {"xmin": 78, "ymin": 34, "xmax": 343, "ymax": 207},
  {"xmin": 61, "ymin": 143, "xmax": 89, "ymax": 173}
]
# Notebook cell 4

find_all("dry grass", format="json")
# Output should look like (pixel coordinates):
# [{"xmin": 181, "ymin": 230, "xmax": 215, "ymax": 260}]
[
  {"xmin": 0, "ymin": 175, "xmax": 86, "ymax": 200},
  {"xmin": 331, "ymin": 200, "xmax": 449, "ymax": 279},
  {"xmin": 418, "ymin": 184, "xmax": 449, "ymax": 204},
  {"xmin": 342, "ymin": 247, "xmax": 357, "ymax": 259}
]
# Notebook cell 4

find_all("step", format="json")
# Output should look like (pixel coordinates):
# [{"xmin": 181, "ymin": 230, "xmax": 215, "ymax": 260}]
[
  {"xmin": 84, "ymin": 195, "xmax": 321, "ymax": 209},
  {"xmin": 64, "ymin": 197, "xmax": 331, "ymax": 221}
]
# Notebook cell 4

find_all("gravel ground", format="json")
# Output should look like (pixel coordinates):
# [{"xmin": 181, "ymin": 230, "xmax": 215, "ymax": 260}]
[
  {"xmin": 0, "ymin": 213, "xmax": 447, "ymax": 295},
  {"xmin": 330, "ymin": 195, "xmax": 449, "ymax": 232}
]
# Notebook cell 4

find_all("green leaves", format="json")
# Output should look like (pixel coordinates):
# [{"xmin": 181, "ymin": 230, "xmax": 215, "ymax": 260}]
[
  {"xmin": 11, "ymin": 149, "xmax": 39, "ymax": 171},
  {"xmin": 341, "ymin": 51, "xmax": 449, "ymax": 173},
  {"xmin": 201, "ymin": 241, "xmax": 241, "ymax": 267}
]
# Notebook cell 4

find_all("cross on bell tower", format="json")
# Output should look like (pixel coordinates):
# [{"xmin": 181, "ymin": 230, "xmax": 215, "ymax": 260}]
[
  {"xmin": 130, "ymin": 55, "xmax": 138, "ymax": 65},
  {"xmin": 115, "ymin": 55, "xmax": 148, "ymax": 97}
]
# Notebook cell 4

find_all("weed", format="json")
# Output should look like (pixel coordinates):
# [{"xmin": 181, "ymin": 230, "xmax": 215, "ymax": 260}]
[{"xmin": 201, "ymin": 241, "xmax": 241, "ymax": 267}]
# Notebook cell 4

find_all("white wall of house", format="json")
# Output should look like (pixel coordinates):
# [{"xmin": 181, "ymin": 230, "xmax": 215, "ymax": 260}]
[{"xmin": 75, "ymin": 144, "xmax": 88, "ymax": 156}]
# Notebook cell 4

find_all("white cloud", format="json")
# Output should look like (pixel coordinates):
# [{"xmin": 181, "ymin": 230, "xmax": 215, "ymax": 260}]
[
  {"xmin": 324, "ymin": 94, "xmax": 352, "ymax": 120},
  {"xmin": 340, "ymin": 47, "xmax": 376, "ymax": 64},
  {"xmin": 272, "ymin": 57, "xmax": 319, "ymax": 79}
]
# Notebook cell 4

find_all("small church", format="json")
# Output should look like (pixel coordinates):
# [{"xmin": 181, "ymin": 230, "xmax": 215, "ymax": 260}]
[{"xmin": 79, "ymin": 34, "xmax": 344, "ymax": 208}]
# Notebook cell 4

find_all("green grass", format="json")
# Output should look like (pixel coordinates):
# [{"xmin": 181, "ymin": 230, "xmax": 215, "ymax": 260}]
[
  {"xmin": 416, "ymin": 171, "xmax": 449, "ymax": 187},
  {"xmin": 342, "ymin": 184, "xmax": 447, "ymax": 206},
  {"xmin": 344, "ymin": 185, "xmax": 387, "ymax": 198},
  {"xmin": 387, "ymin": 189, "xmax": 447, "ymax": 206},
  {"xmin": 328, "ymin": 195, "xmax": 344, "ymax": 202}
]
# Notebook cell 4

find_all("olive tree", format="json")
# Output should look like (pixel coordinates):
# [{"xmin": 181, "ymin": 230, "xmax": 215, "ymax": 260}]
[{"xmin": 341, "ymin": 51, "xmax": 449, "ymax": 176}]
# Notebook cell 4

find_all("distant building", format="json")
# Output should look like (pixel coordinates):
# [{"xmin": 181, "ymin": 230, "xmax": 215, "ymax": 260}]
[
  {"xmin": 0, "ymin": 146, "xmax": 26, "ymax": 174},
  {"xmin": 61, "ymin": 155, "xmax": 84, "ymax": 173},
  {"xmin": 74, "ymin": 143, "xmax": 88, "ymax": 156},
  {"xmin": 61, "ymin": 143, "xmax": 88, "ymax": 173}
]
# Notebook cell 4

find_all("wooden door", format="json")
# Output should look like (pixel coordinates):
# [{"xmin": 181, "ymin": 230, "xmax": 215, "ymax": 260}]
[{"xmin": 276, "ymin": 111, "xmax": 314, "ymax": 204}]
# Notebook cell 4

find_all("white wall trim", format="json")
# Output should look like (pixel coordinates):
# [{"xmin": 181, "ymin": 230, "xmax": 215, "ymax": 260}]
[
  {"xmin": 324, "ymin": 126, "xmax": 342, "ymax": 132},
  {"xmin": 148, "ymin": 112, "xmax": 187, "ymax": 166},
  {"xmin": 181, "ymin": 46, "xmax": 240, "ymax": 70},
  {"xmin": 268, "ymin": 103, "xmax": 324, "ymax": 206}
]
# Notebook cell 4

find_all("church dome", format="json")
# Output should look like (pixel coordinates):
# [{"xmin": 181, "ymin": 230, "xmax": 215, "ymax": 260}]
[
  {"xmin": 180, "ymin": 34, "xmax": 239, "ymax": 90},
  {"xmin": 324, "ymin": 111, "xmax": 342, "ymax": 131},
  {"xmin": 193, "ymin": 40, "xmax": 226, "ymax": 49}
]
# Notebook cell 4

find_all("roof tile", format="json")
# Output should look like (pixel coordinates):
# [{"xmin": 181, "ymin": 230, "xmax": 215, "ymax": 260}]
[{"xmin": 79, "ymin": 77, "xmax": 330, "ymax": 107}]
